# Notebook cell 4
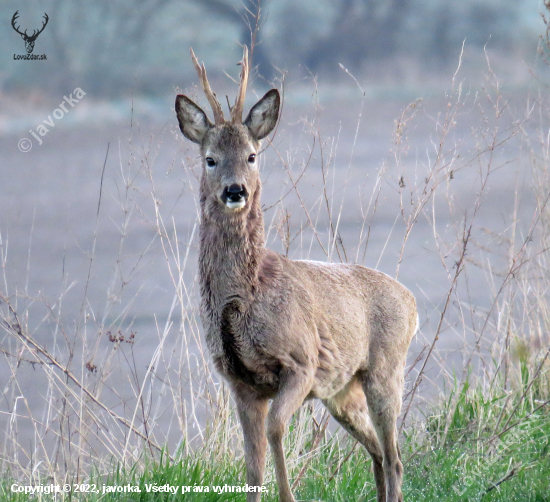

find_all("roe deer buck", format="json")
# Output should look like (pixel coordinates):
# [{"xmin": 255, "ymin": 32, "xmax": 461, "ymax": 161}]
[{"xmin": 175, "ymin": 46, "xmax": 417, "ymax": 502}]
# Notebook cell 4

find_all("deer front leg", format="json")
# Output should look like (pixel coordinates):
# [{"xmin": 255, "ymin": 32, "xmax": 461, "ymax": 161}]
[
  {"xmin": 233, "ymin": 384, "xmax": 269, "ymax": 502},
  {"xmin": 267, "ymin": 370, "xmax": 313, "ymax": 502}
]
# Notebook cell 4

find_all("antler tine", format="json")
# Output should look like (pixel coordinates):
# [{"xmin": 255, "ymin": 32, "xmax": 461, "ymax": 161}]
[
  {"xmin": 230, "ymin": 46, "xmax": 249, "ymax": 124},
  {"xmin": 190, "ymin": 48, "xmax": 224, "ymax": 125},
  {"xmin": 36, "ymin": 13, "xmax": 49, "ymax": 36},
  {"xmin": 11, "ymin": 11, "xmax": 23, "ymax": 35}
]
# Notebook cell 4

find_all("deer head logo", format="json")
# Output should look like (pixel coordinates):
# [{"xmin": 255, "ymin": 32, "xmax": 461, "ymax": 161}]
[{"xmin": 11, "ymin": 11, "xmax": 49, "ymax": 54}]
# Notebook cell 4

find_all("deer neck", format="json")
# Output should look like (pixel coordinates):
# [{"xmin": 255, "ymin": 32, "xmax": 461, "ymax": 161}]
[{"xmin": 199, "ymin": 180, "xmax": 265, "ymax": 311}]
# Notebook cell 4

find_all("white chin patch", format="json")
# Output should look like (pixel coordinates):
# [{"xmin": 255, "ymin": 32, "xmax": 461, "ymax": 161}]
[{"xmin": 226, "ymin": 200, "xmax": 246, "ymax": 210}]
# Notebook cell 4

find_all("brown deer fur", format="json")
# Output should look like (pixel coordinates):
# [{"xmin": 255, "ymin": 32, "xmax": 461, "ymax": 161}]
[{"xmin": 175, "ymin": 47, "xmax": 418, "ymax": 502}]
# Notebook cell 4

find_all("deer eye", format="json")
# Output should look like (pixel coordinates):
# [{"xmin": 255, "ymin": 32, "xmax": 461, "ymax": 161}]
[
  {"xmin": 205, "ymin": 157, "xmax": 216, "ymax": 168},
  {"xmin": 248, "ymin": 153, "xmax": 256, "ymax": 164}
]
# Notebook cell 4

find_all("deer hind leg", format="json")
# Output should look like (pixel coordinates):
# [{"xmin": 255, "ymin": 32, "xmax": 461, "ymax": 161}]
[
  {"xmin": 267, "ymin": 369, "xmax": 314, "ymax": 502},
  {"xmin": 232, "ymin": 383, "xmax": 269, "ymax": 502},
  {"xmin": 323, "ymin": 377, "xmax": 386, "ymax": 502},
  {"xmin": 362, "ymin": 366, "xmax": 406, "ymax": 502}
]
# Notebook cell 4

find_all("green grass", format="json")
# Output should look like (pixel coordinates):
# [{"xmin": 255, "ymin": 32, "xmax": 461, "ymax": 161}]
[
  {"xmin": 293, "ymin": 385, "xmax": 550, "ymax": 502},
  {"xmin": 2, "ymin": 377, "xmax": 549, "ymax": 502}
]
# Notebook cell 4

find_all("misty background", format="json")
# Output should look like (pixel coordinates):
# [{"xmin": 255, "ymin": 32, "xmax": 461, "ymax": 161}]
[{"xmin": 0, "ymin": 0, "xmax": 545, "ymax": 100}]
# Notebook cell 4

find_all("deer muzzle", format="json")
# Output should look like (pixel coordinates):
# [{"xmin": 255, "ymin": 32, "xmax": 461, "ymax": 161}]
[{"xmin": 221, "ymin": 183, "xmax": 248, "ymax": 209}]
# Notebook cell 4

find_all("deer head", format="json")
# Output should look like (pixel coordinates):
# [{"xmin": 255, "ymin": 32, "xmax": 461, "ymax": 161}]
[
  {"xmin": 175, "ymin": 47, "xmax": 280, "ymax": 216},
  {"xmin": 12, "ymin": 11, "xmax": 49, "ymax": 54}
]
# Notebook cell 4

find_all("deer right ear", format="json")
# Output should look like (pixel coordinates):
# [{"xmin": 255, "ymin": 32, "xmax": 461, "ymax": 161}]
[
  {"xmin": 244, "ymin": 89, "xmax": 280, "ymax": 140},
  {"xmin": 175, "ymin": 95, "xmax": 213, "ymax": 144}
]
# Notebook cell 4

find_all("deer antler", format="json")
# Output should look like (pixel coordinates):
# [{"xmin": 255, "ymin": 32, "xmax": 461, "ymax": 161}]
[
  {"xmin": 230, "ymin": 46, "xmax": 249, "ymax": 124},
  {"xmin": 30, "ymin": 13, "xmax": 49, "ymax": 40},
  {"xmin": 190, "ymin": 48, "xmax": 225, "ymax": 126},
  {"xmin": 11, "ymin": 11, "xmax": 24, "ymax": 36},
  {"xmin": 11, "ymin": 11, "xmax": 48, "ymax": 40}
]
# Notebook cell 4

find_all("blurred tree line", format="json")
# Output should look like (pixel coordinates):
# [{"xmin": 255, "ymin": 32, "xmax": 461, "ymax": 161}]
[{"xmin": 0, "ymin": 0, "xmax": 541, "ymax": 97}]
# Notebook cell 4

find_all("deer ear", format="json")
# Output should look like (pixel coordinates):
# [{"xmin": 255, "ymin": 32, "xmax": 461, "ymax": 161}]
[
  {"xmin": 175, "ymin": 95, "xmax": 213, "ymax": 144},
  {"xmin": 244, "ymin": 89, "xmax": 280, "ymax": 140}
]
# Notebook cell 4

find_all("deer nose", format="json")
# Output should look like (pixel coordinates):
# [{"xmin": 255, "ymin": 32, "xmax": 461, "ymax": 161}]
[
  {"xmin": 221, "ymin": 183, "xmax": 248, "ymax": 209},
  {"xmin": 223, "ymin": 184, "xmax": 248, "ymax": 202}
]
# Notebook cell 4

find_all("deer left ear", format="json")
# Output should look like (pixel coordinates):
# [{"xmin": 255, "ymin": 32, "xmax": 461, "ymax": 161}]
[
  {"xmin": 244, "ymin": 89, "xmax": 280, "ymax": 140},
  {"xmin": 175, "ymin": 94, "xmax": 213, "ymax": 144}
]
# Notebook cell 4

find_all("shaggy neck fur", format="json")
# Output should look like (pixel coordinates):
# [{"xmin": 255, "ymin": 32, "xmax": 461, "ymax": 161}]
[{"xmin": 199, "ymin": 176, "xmax": 265, "ymax": 312}]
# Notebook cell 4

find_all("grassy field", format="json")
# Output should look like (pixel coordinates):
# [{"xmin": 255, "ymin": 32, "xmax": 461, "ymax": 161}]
[{"xmin": 2, "ymin": 372, "xmax": 549, "ymax": 501}]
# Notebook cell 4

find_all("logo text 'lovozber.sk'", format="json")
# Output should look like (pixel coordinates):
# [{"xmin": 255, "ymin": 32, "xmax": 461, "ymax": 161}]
[{"xmin": 11, "ymin": 10, "xmax": 48, "ymax": 59}]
